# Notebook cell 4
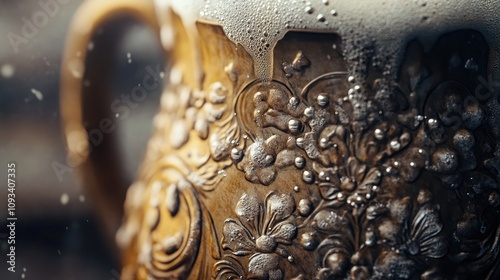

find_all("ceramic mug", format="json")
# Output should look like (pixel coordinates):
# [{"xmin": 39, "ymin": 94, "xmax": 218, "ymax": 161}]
[{"xmin": 61, "ymin": 0, "xmax": 500, "ymax": 279}]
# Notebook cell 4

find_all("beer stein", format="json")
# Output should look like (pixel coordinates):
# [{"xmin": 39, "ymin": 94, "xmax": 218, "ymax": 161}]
[{"xmin": 61, "ymin": 0, "xmax": 500, "ymax": 279}]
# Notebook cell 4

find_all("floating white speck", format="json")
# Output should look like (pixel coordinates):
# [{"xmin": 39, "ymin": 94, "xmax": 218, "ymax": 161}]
[
  {"xmin": 115, "ymin": 113, "xmax": 119, "ymax": 118},
  {"xmin": 79, "ymin": 195, "xmax": 85, "ymax": 202},
  {"xmin": 1, "ymin": 64, "xmax": 15, "ymax": 78},
  {"xmin": 60, "ymin": 193, "xmax": 69, "ymax": 205},
  {"xmin": 88, "ymin": 42, "xmax": 94, "ymax": 51},
  {"xmin": 21, "ymin": 273, "xmax": 25, "ymax": 279},
  {"xmin": 31, "ymin": 89, "xmax": 43, "ymax": 101},
  {"xmin": 127, "ymin": 52, "xmax": 132, "ymax": 63}
]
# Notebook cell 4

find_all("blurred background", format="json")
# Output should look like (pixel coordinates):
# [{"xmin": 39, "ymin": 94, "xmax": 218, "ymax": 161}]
[{"xmin": 0, "ymin": 0, "xmax": 164, "ymax": 279}]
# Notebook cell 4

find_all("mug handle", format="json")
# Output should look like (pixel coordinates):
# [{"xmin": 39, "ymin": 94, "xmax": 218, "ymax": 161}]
[{"xmin": 60, "ymin": 0, "xmax": 160, "ymax": 248}]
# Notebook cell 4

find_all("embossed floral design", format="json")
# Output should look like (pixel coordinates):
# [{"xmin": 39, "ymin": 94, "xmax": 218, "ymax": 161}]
[
  {"xmin": 378, "ymin": 191, "xmax": 449, "ymax": 260},
  {"xmin": 372, "ymin": 222, "xmax": 445, "ymax": 280},
  {"xmin": 215, "ymin": 192, "xmax": 297, "ymax": 279},
  {"xmin": 237, "ymin": 135, "xmax": 298, "ymax": 186},
  {"xmin": 318, "ymin": 156, "xmax": 382, "ymax": 208}
]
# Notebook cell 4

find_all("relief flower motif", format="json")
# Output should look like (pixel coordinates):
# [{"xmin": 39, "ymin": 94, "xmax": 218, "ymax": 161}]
[
  {"xmin": 318, "ymin": 156, "xmax": 382, "ymax": 207},
  {"xmin": 218, "ymin": 192, "xmax": 297, "ymax": 279},
  {"xmin": 237, "ymin": 135, "xmax": 298, "ymax": 186},
  {"xmin": 378, "ymin": 191, "xmax": 449, "ymax": 261},
  {"xmin": 403, "ymin": 203, "xmax": 448, "ymax": 258}
]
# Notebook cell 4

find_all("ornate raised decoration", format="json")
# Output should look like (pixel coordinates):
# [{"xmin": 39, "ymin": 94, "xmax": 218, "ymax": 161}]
[{"xmin": 118, "ymin": 27, "xmax": 500, "ymax": 279}]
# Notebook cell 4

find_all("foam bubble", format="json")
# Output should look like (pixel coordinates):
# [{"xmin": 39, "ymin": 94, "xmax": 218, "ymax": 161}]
[{"xmin": 155, "ymin": 0, "xmax": 500, "ymax": 81}]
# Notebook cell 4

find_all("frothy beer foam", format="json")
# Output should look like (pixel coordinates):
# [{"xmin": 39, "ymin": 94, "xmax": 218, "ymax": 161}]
[{"xmin": 154, "ymin": 0, "xmax": 500, "ymax": 80}]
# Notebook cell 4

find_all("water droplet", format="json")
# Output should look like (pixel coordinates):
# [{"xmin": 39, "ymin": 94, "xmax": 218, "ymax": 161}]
[
  {"xmin": 348, "ymin": 76, "xmax": 355, "ymax": 83},
  {"xmin": 60, "ymin": 193, "xmax": 69, "ymax": 205},
  {"xmin": 390, "ymin": 140, "xmax": 401, "ymax": 151},
  {"xmin": 305, "ymin": 6, "xmax": 314, "ymax": 14},
  {"xmin": 288, "ymin": 119, "xmax": 302, "ymax": 133},
  {"xmin": 316, "ymin": 14, "xmax": 326, "ymax": 22},
  {"xmin": 1, "ymin": 64, "xmax": 15, "ymax": 78},
  {"xmin": 289, "ymin": 97, "xmax": 299, "ymax": 108},
  {"xmin": 294, "ymin": 186, "xmax": 300, "ymax": 192},
  {"xmin": 231, "ymin": 148, "xmax": 243, "ymax": 161},
  {"xmin": 317, "ymin": 94, "xmax": 329, "ymax": 107},
  {"xmin": 304, "ymin": 106, "xmax": 315, "ymax": 118},
  {"xmin": 288, "ymin": 255, "xmax": 294, "ymax": 262},
  {"xmin": 294, "ymin": 156, "xmax": 305, "ymax": 169},
  {"xmin": 296, "ymin": 137, "xmax": 305, "ymax": 148},
  {"xmin": 31, "ymin": 88, "xmax": 43, "ymax": 101},
  {"xmin": 428, "ymin": 118, "xmax": 438, "ymax": 128},
  {"xmin": 302, "ymin": 170, "xmax": 314, "ymax": 183},
  {"xmin": 337, "ymin": 192, "xmax": 345, "ymax": 200},
  {"xmin": 374, "ymin": 128, "xmax": 384, "ymax": 140}
]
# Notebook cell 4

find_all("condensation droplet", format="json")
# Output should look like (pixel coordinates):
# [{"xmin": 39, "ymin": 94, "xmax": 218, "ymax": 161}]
[
  {"xmin": 295, "ymin": 156, "xmax": 305, "ymax": 169},
  {"xmin": 288, "ymin": 119, "xmax": 302, "ymax": 133},
  {"xmin": 390, "ymin": 140, "xmax": 401, "ymax": 151},
  {"xmin": 296, "ymin": 137, "xmax": 305, "ymax": 148},
  {"xmin": 31, "ymin": 88, "xmax": 43, "ymax": 101},
  {"xmin": 299, "ymin": 198, "xmax": 312, "ymax": 216},
  {"xmin": 374, "ymin": 128, "xmax": 384, "ymax": 140},
  {"xmin": 231, "ymin": 148, "xmax": 243, "ymax": 161},
  {"xmin": 294, "ymin": 186, "xmax": 300, "ymax": 192},
  {"xmin": 304, "ymin": 107, "xmax": 315, "ymax": 118},
  {"xmin": 302, "ymin": 170, "xmax": 314, "ymax": 183},
  {"xmin": 317, "ymin": 95, "xmax": 329, "ymax": 107},
  {"xmin": 60, "ymin": 193, "xmax": 69, "ymax": 205}
]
